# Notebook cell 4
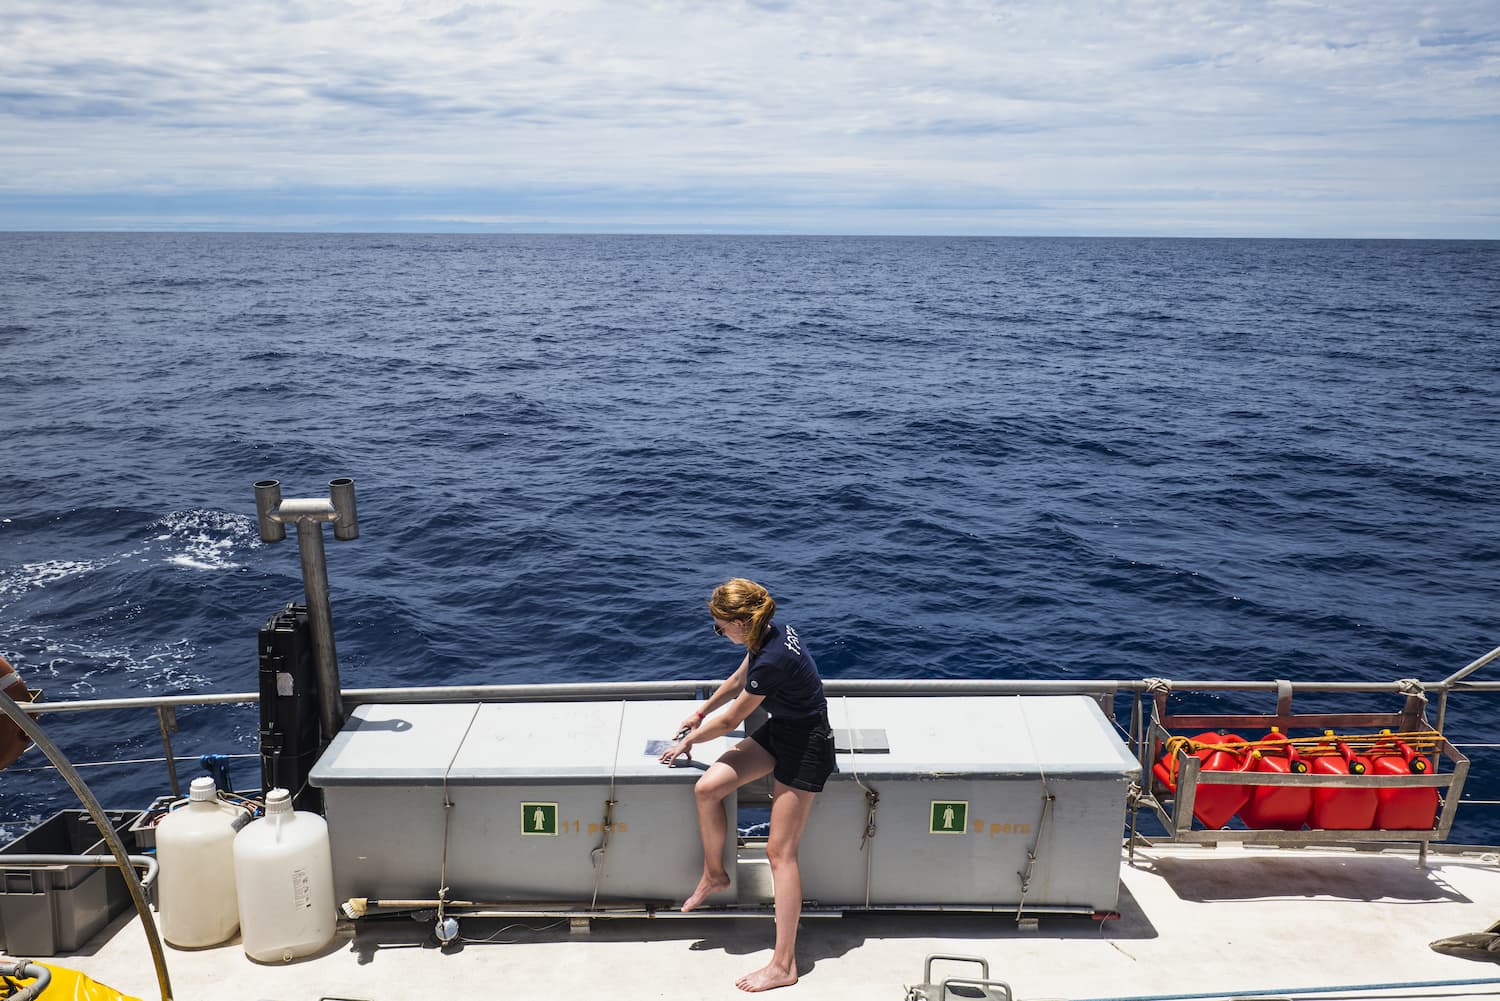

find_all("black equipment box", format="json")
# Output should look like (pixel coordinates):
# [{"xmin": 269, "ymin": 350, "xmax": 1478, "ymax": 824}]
[{"xmin": 258, "ymin": 602, "xmax": 323, "ymax": 812}]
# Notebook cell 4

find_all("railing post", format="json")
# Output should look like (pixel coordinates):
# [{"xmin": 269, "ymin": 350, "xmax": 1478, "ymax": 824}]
[{"xmin": 156, "ymin": 705, "xmax": 180, "ymax": 798}]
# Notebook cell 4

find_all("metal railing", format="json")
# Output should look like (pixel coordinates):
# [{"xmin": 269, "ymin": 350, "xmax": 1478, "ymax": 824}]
[{"xmin": 9, "ymin": 644, "xmax": 1500, "ymax": 849}]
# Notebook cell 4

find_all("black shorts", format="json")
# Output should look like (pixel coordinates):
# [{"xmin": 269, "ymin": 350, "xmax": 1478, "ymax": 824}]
[{"xmin": 750, "ymin": 711, "xmax": 837, "ymax": 793}]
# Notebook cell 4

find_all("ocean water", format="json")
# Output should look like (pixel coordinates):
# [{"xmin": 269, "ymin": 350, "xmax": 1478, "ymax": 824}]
[{"xmin": 2, "ymin": 233, "xmax": 1498, "ymax": 841}]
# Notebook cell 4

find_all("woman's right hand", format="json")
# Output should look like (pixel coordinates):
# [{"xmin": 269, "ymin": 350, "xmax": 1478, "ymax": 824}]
[
  {"xmin": 659, "ymin": 738, "xmax": 693, "ymax": 766},
  {"xmin": 678, "ymin": 714, "xmax": 702, "ymax": 735}
]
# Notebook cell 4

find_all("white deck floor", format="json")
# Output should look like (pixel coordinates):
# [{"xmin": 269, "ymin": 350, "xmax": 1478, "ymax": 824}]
[{"xmin": 32, "ymin": 843, "xmax": 1500, "ymax": 1001}]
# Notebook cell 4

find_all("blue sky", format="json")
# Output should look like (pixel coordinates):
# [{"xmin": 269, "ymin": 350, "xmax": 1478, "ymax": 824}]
[{"xmin": 2, "ymin": 0, "xmax": 1497, "ymax": 236}]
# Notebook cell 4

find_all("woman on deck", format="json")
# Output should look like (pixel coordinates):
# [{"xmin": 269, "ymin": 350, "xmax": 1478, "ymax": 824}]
[{"xmin": 659, "ymin": 578, "xmax": 836, "ymax": 993}]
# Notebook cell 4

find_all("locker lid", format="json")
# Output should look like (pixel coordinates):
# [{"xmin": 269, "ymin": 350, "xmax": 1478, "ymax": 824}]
[
  {"xmin": 310, "ymin": 703, "xmax": 479, "ymax": 786},
  {"xmin": 823, "ymin": 695, "xmax": 1139, "ymax": 779},
  {"xmin": 446, "ymin": 700, "xmax": 737, "ymax": 784}
]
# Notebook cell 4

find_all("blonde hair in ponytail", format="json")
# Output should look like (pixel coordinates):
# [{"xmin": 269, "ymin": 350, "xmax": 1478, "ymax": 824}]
[{"xmin": 708, "ymin": 578, "xmax": 777, "ymax": 654}]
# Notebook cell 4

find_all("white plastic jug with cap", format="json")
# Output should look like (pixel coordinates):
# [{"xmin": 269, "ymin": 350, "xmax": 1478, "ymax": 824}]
[
  {"xmin": 154, "ymin": 776, "xmax": 247, "ymax": 948},
  {"xmin": 233, "ymin": 787, "xmax": 336, "ymax": 962}
]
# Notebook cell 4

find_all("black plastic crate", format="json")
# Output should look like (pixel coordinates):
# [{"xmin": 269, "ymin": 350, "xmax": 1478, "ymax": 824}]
[{"xmin": 0, "ymin": 809, "xmax": 141, "ymax": 955}]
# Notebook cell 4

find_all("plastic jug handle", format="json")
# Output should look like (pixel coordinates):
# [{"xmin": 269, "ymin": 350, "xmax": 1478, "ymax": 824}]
[{"xmin": 1401, "ymin": 741, "xmax": 1432, "ymax": 772}]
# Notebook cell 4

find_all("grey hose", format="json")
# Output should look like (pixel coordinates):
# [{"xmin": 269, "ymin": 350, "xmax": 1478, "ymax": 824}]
[
  {"xmin": 1, "ymin": 853, "xmax": 159, "ymax": 888},
  {"xmin": 0, "ymin": 959, "xmax": 52, "ymax": 1001}
]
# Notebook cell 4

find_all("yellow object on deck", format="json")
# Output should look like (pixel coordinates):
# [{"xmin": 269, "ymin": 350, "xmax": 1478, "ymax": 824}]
[{"xmin": 1, "ymin": 962, "xmax": 142, "ymax": 1001}]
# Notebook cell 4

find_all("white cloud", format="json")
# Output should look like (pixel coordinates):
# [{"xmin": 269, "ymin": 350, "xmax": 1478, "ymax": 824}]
[{"xmin": 0, "ymin": 0, "xmax": 1496, "ymax": 234}]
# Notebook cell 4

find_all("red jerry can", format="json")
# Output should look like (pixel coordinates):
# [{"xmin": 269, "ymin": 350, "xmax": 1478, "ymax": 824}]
[
  {"xmin": 1309, "ymin": 737, "xmax": 1377, "ymax": 830},
  {"xmin": 1152, "ymin": 730, "xmax": 1222, "ymax": 792},
  {"xmin": 1190, "ymin": 733, "xmax": 1254, "ymax": 829},
  {"xmin": 1239, "ymin": 732, "xmax": 1310, "ymax": 830},
  {"xmin": 1369, "ymin": 734, "xmax": 1440, "ymax": 830},
  {"xmin": 1153, "ymin": 732, "xmax": 1253, "ymax": 828}
]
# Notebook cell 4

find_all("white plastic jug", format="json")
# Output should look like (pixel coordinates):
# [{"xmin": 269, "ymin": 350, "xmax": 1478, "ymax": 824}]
[
  {"xmin": 233, "ymin": 787, "xmax": 336, "ymax": 962},
  {"xmin": 154, "ymin": 776, "xmax": 247, "ymax": 948}
]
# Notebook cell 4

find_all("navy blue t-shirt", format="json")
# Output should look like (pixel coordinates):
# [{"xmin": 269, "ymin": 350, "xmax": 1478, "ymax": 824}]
[{"xmin": 745, "ymin": 623, "xmax": 826, "ymax": 719}]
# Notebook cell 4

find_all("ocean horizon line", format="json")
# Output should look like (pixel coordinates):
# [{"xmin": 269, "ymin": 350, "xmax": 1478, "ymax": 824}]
[{"xmin": 3, "ymin": 228, "xmax": 1496, "ymax": 242}]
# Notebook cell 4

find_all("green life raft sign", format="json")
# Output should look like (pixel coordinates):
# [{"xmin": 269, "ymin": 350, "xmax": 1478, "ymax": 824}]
[
  {"xmin": 929, "ymin": 801, "xmax": 968, "ymax": 834},
  {"xmin": 521, "ymin": 802, "xmax": 559, "ymax": 836}
]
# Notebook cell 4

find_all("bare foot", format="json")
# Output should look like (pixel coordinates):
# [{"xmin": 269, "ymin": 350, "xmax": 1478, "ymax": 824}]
[
  {"xmin": 680, "ymin": 871, "xmax": 730, "ymax": 912},
  {"xmin": 736, "ymin": 962, "xmax": 799, "ymax": 992}
]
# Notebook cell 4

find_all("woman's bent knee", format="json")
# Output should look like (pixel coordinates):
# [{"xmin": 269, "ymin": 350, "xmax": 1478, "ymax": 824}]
[{"xmin": 695, "ymin": 774, "xmax": 734, "ymax": 802}]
